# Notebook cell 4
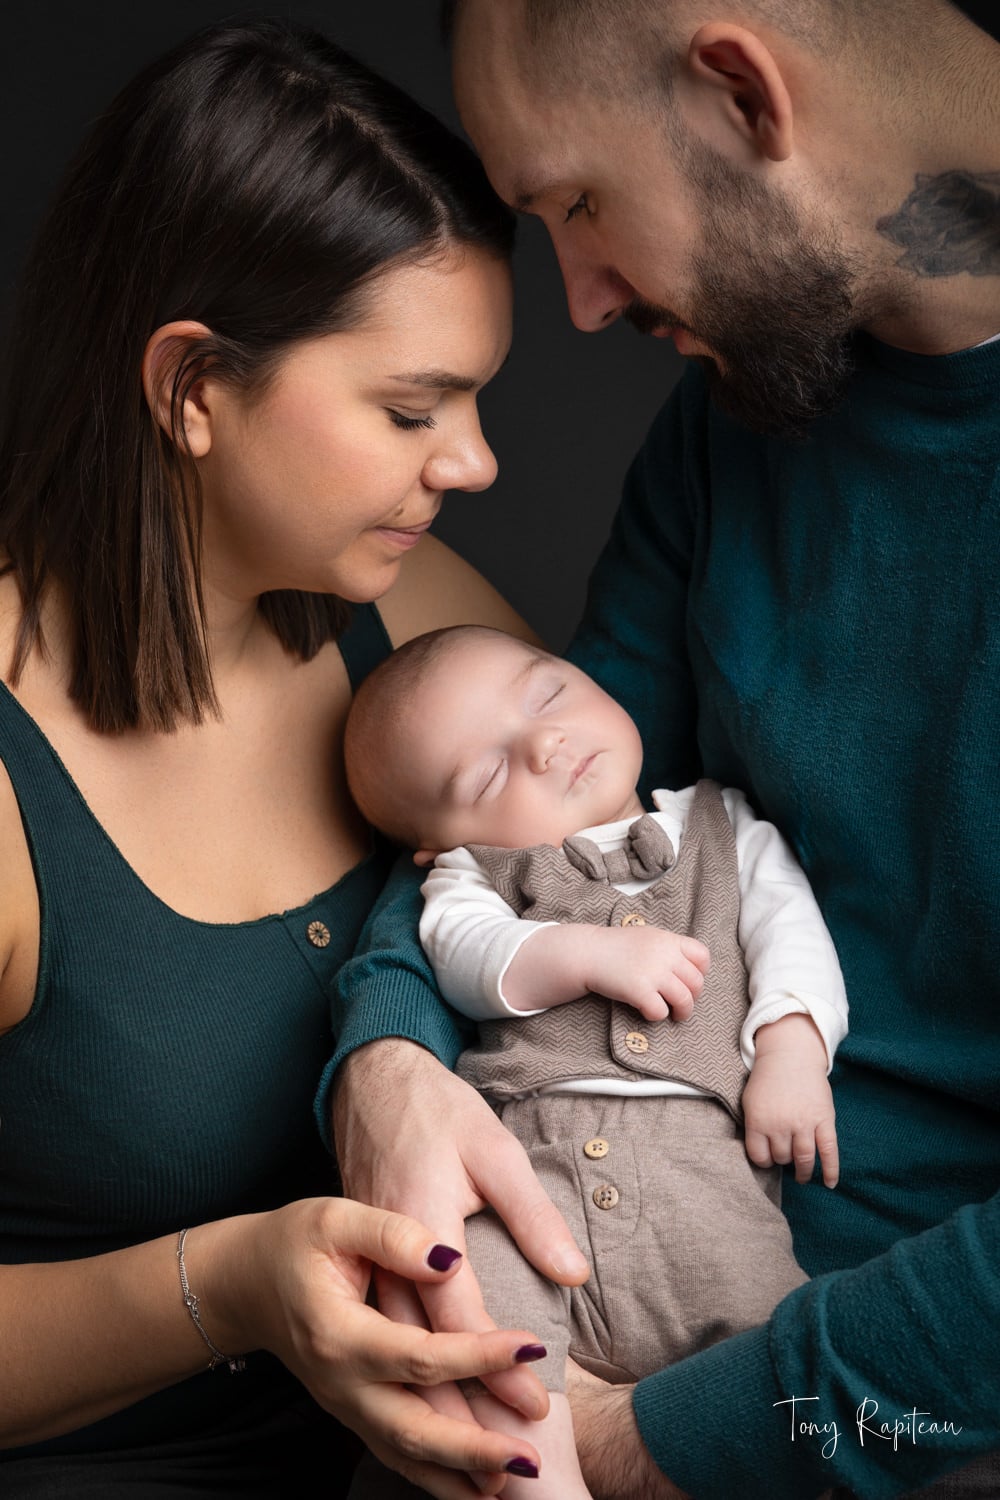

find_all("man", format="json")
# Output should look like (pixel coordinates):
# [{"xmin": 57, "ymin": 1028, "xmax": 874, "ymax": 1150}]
[{"xmin": 328, "ymin": 2, "xmax": 1000, "ymax": 1495}]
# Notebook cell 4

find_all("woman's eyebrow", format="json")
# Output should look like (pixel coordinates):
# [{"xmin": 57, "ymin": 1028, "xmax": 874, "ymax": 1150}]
[
  {"xmin": 387, "ymin": 369, "xmax": 479, "ymax": 391},
  {"xmin": 388, "ymin": 351, "xmax": 511, "ymax": 393}
]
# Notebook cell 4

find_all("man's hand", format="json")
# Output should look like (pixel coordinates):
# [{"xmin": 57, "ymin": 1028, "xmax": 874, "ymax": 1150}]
[
  {"xmin": 332, "ymin": 1038, "xmax": 589, "ymax": 1417},
  {"xmin": 566, "ymin": 1360, "xmax": 690, "ymax": 1500},
  {"xmin": 743, "ymin": 1014, "xmax": 839, "ymax": 1187}
]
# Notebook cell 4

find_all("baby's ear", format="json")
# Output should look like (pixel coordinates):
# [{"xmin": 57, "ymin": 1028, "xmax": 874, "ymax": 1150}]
[{"xmin": 412, "ymin": 849, "xmax": 439, "ymax": 868}]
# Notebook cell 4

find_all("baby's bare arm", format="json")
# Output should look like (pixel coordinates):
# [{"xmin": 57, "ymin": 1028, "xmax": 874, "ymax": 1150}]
[{"xmin": 502, "ymin": 925, "xmax": 710, "ymax": 1023}]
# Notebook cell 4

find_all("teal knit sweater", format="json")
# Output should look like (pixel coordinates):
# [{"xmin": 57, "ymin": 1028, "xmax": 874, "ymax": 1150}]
[{"xmin": 322, "ymin": 334, "xmax": 1000, "ymax": 1498}]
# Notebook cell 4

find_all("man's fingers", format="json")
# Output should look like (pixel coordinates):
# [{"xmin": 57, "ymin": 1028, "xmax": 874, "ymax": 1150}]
[{"xmin": 473, "ymin": 1129, "xmax": 589, "ymax": 1287}]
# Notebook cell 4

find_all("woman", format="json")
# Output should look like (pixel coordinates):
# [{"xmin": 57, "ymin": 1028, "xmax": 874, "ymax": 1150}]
[{"xmin": 0, "ymin": 18, "xmax": 555, "ymax": 1497}]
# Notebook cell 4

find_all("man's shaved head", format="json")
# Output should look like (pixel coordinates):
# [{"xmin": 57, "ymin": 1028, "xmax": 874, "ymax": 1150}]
[{"xmin": 442, "ymin": 0, "xmax": 955, "ymax": 96}]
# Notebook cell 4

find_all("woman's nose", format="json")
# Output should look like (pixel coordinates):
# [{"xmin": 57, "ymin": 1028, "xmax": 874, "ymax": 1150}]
[{"xmin": 423, "ymin": 418, "xmax": 498, "ymax": 494}]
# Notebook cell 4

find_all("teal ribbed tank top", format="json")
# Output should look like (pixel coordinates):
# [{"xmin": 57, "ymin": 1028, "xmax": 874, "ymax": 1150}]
[{"xmin": 0, "ymin": 602, "xmax": 395, "ymax": 1453}]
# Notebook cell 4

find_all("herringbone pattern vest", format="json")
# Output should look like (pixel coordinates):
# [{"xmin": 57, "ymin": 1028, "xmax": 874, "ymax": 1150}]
[{"xmin": 458, "ymin": 779, "xmax": 749, "ymax": 1119}]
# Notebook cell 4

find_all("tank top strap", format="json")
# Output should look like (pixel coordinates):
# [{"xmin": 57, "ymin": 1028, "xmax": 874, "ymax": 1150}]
[{"xmin": 337, "ymin": 603, "xmax": 394, "ymax": 692}]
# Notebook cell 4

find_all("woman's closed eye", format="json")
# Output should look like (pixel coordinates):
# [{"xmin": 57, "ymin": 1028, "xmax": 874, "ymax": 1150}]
[{"xmin": 387, "ymin": 409, "xmax": 436, "ymax": 431}]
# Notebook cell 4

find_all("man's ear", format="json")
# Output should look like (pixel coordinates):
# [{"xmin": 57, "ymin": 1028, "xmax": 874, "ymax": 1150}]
[
  {"xmin": 141, "ymin": 320, "xmax": 216, "ymax": 458},
  {"xmin": 412, "ymin": 848, "xmax": 440, "ymax": 868},
  {"xmin": 686, "ymin": 23, "xmax": 794, "ymax": 162}
]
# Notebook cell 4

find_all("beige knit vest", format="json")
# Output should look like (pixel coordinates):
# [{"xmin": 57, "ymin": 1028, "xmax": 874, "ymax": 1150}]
[{"xmin": 457, "ymin": 779, "xmax": 749, "ymax": 1120}]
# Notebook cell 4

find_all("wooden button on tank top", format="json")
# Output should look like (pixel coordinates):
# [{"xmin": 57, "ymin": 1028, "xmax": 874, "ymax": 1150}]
[{"xmin": 306, "ymin": 920, "xmax": 331, "ymax": 948}]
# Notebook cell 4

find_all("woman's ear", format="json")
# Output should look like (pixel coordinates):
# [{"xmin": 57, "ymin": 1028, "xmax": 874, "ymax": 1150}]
[
  {"xmin": 686, "ymin": 23, "xmax": 794, "ymax": 163},
  {"xmin": 141, "ymin": 320, "xmax": 215, "ymax": 458}
]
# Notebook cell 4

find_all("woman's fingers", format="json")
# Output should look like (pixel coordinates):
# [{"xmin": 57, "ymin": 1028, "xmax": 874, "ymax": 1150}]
[
  {"xmin": 328, "ymin": 1198, "xmax": 467, "ymax": 1284},
  {"xmin": 353, "ymin": 1311, "xmax": 547, "ymax": 1391},
  {"xmin": 354, "ymin": 1379, "xmax": 542, "ymax": 1489}
]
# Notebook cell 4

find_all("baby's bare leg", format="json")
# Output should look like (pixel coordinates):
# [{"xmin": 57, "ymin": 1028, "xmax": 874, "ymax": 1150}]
[{"xmin": 468, "ymin": 1386, "xmax": 593, "ymax": 1499}]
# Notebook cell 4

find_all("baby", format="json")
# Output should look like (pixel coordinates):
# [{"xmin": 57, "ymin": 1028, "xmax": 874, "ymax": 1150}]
[{"xmin": 344, "ymin": 623, "xmax": 847, "ymax": 1499}]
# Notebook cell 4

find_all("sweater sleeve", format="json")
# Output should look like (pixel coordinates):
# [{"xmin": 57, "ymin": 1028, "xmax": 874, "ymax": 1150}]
[
  {"xmin": 634, "ymin": 1189, "xmax": 1000, "ymax": 1498},
  {"xmin": 313, "ymin": 851, "xmax": 474, "ymax": 1150},
  {"xmin": 566, "ymin": 370, "xmax": 704, "ymax": 798}
]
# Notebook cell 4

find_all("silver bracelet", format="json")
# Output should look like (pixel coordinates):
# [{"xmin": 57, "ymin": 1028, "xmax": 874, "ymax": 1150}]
[{"xmin": 175, "ymin": 1228, "xmax": 246, "ymax": 1374}]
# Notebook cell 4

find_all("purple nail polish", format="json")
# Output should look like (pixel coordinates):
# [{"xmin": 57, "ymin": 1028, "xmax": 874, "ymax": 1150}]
[
  {"xmin": 506, "ymin": 1458, "xmax": 539, "ymax": 1478},
  {"xmin": 514, "ymin": 1342, "xmax": 547, "ymax": 1363},
  {"xmin": 426, "ymin": 1243, "xmax": 462, "ymax": 1272}
]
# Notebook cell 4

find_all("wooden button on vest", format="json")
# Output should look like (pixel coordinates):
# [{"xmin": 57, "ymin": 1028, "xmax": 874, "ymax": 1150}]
[
  {"xmin": 583, "ymin": 1137, "xmax": 609, "ymax": 1160},
  {"xmin": 593, "ymin": 1184, "xmax": 619, "ymax": 1210},
  {"xmin": 307, "ymin": 921, "xmax": 331, "ymax": 948},
  {"xmin": 624, "ymin": 1030, "xmax": 649, "ymax": 1053},
  {"xmin": 620, "ymin": 912, "xmax": 646, "ymax": 927}
]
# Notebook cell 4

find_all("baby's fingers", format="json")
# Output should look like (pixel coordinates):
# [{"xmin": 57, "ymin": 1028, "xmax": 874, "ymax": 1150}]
[
  {"xmin": 744, "ymin": 1127, "xmax": 776, "ymax": 1170},
  {"xmin": 679, "ymin": 936, "xmax": 711, "ymax": 973},
  {"xmin": 816, "ymin": 1119, "xmax": 840, "ymax": 1189},
  {"xmin": 634, "ymin": 990, "xmax": 671, "ymax": 1022},
  {"xmin": 791, "ymin": 1128, "xmax": 818, "ymax": 1184}
]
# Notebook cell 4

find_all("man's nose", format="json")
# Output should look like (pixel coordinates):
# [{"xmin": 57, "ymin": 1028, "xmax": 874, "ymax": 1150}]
[{"xmin": 553, "ymin": 240, "xmax": 634, "ymax": 333}]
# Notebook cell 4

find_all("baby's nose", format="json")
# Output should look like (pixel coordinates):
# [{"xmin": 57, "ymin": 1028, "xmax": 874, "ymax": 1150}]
[{"xmin": 526, "ymin": 727, "xmax": 564, "ymax": 773}]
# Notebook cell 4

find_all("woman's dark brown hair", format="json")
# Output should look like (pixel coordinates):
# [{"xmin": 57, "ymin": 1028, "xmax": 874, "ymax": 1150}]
[{"xmin": 0, "ymin": 18, "xmax": 514, "ymax": 732}]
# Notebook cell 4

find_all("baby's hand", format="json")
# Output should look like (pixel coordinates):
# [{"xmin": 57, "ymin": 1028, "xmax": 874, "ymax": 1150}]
[
  {"xmin": 580, "ymin": 926, "xmax": 710, "ymax": 1023},
  {"xmin": 742, "ymin": 1014, "xmax": 839, "ymax": 1188}
]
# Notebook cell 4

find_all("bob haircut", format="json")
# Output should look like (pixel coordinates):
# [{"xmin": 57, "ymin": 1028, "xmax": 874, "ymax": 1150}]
[{"xmin": 0, "ymin": 18, "xmax": 515, "ymax": 732}]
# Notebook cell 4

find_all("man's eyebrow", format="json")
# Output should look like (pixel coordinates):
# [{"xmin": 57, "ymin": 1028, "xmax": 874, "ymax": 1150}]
[{"xmin": 512, "ymin": 177, "xmax": 562, "ymax": 213}]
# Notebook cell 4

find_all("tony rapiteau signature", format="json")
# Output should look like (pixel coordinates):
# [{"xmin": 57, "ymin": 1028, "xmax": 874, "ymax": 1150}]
[{"xmin": 774, "ymin": 1395, "xmax": 964, "ymax": 1460}]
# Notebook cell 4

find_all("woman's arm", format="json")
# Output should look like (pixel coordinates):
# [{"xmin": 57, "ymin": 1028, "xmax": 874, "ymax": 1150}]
[
  {"xmin": 0, "ymin": 1199, "xmax": 551, "ymax": 1489},
  {"xmin": 377, "ymin": 532, "xmax": 543, "ymax": 650}
]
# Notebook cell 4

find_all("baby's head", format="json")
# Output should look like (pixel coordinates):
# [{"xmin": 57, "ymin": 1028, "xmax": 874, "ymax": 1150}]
[{"xmin": 344, "ymin": 624, "xmax": 644, "ymax": 862}]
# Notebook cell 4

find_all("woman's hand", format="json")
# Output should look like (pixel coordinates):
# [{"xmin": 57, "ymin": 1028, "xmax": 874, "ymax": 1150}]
[
  {"xmin": 566, "ymin": 1361, "xmax": 690, "ymax": 1500},
  {"xmin": 198, "ymin": 1197, "xmax": 549, "ymax": 1498}
]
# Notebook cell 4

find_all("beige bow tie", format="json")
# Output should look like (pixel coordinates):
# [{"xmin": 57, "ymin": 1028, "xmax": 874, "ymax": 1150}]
[{"xmin": 563, "ymin": 813, "xmax": 676, "ymax": 884}]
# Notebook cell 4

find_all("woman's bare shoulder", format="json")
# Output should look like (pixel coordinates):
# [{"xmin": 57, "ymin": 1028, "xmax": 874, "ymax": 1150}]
[{"xmin": 376, "ymin": 534, "xmax": 543, "ymax": 650}]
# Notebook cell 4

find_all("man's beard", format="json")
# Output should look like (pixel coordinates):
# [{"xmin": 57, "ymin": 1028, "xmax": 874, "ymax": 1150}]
[{"xmin": 625, "ymin": 145, "xmax": 863, "ymax": 440}]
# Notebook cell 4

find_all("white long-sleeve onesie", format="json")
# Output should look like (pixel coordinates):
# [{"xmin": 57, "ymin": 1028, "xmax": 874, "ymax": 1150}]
[{"xmin": 420, "ymin": 785, "xmax": 848, "ymax": 1097}]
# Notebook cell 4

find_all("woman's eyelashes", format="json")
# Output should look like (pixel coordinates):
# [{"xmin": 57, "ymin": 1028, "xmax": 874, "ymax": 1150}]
[
  {"xmin": 564, "ymin": 195, "xmax": 588, "ymax": 223},
  {"xmin": 387, "ymin": 409, "xmax": 436, "ymax": 431}
]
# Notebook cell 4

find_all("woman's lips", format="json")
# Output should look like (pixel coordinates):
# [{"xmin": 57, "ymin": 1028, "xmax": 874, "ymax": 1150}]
[{"xmin": 375, "ymin": 519, "xmax": 434, "ymax": 550}]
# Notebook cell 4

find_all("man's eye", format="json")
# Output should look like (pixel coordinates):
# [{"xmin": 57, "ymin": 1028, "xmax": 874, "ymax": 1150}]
[{"xmin": 564, "ymin": 195, "xmax": 588, "ymax": 223}]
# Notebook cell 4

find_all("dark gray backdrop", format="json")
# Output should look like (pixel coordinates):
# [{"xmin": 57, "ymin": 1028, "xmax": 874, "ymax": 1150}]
[{"xmin": 3, "ymin": 3, "xmax": 995, "ymax": 648}]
